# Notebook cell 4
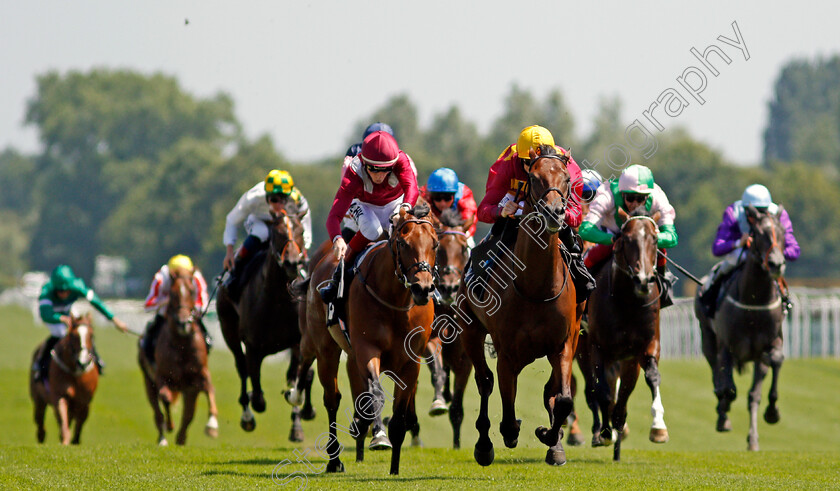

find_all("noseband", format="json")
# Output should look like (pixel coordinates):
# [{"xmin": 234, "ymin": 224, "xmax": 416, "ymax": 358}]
[
  {"xmin": 612, "ymin": 216, "xmax": 662, "ymax": 307},
  {"xmin": 272, "ymin": 213, "xmax": 304, "ymax": 269},
  {"xmin": 390, "ymin": 218, "xmax": 437, "ymax": 288},
  {"xmin": 524, "ymin": 154, "xmax": 571, "ymax": 233}
]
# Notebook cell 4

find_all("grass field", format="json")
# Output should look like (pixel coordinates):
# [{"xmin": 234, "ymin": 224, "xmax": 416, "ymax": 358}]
[{"xmin": 1, "ymin": 304, "xmax": 838, "ymax": 489}]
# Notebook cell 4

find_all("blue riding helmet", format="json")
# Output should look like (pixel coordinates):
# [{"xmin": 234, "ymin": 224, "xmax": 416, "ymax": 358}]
[
  {"xmin": 427, "ymin": 168, "xmax": 460, "ymax": 193},
  {"xmin": 363, "ymin": 122, "xmax": 394, "ymax": 140},
  {"xmin": 581, "ymin": 169, "xmax": 603, "ymax": 194}
]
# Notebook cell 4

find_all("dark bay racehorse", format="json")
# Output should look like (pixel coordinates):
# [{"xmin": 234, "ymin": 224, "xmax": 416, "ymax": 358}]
[
  {"xmin": 458, "ymin": 146, "xmax": 582, "ymax": 466},
  {"xmin": 694, "ymin": 205, "xmax": 786, "ymax": 451},
  {"xmin": 577, "ymin": 208, "xmax": 669, "ymax": 461},
  {"xmin": 139, "ymin": 268, "xmax": 218, "ymax": 446},
  {"xmin": 289, "ymin": 204, "xmax": 438, "ymax": 475},
  {"xmin": 30, "ymin": 313, "xmax": 98, "ymax": 445},
  {"xmin": 217, "ymin": 207, "xmax": 315, "ymax": 440}
]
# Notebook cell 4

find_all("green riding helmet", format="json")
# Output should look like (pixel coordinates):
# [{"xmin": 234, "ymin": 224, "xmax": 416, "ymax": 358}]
[{"xmin": 50, "ymin": 264, "xmax": 78, "ymax": 291}]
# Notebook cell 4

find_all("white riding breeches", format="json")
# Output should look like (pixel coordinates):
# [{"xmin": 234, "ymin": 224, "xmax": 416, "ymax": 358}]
[
  {"xmin": 244, "ymin": 214, "xmax": 270, "ymax": 243},
  {"xmin": 346, "ymin": 196, "xmax": 404, "ymax": 241}
]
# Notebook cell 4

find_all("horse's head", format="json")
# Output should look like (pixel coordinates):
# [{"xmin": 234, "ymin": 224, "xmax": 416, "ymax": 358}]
[
  {"xmin": 523, "ymin": 145, "xmax": 571, "ymax": 233},
  {"xmin": 270, "ymin": 202, "xmax": 306, "ymax": 278},
  {"xmin": 62, "ymin": 313, "xmax": 95, "ymax": 374},
  {"xmin": 746, "ymin": 205, "xmax": 786, "ymax": 279},
  {"xmin": 167, "ymin": 268, "xmax": 198, "ymax": 338},
  {"xmin": 615, "ymin": 208, "xmax": 661, "ymax": 298},
  {"xmin": 390, "ymin": 202, "xmax": 439, "ymax": 306},
  {"xmin": 435, "ymin": 208, "xmax": 473, "ymax": 303}
]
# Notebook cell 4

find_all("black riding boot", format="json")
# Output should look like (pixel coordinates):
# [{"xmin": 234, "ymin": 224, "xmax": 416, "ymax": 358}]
[
  {"xmin": 559, "ymin": 226, "xmax": 596, "ymax": 304},
  {"xmin": 223, "ymin": 255, "xmax": 246, "ymax": 303},
  {"xmin": 34, "ymin": 336, "xmax": 61, "ymax": 381},
  {"xmin": 657, "ymin": 264, "xmax": 677, "ymax": 309},
  {"xmin": 92, "ymin": 344, "xmax": 105, "ymax": 375},
  {"xmin": 142, "ymin": 314, "xmax": 165, "ymax": 363},
  {"xmin": 319, "ymin": 258, "xmax": 355, "ymax": 327},
  {"xmin": 198, "ymin": 318, "xmax": 213, "ymax": 353}
]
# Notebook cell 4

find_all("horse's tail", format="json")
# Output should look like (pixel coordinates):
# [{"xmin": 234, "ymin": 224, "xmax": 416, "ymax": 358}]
[{"xmin": 289, "ymin": 277, "xmax": 310, "ymax": 300}]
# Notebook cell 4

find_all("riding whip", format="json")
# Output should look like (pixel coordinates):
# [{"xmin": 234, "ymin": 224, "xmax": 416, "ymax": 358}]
[{"xmin": 657, "ymin": 250, "xmax": 703, "ymax": 285}]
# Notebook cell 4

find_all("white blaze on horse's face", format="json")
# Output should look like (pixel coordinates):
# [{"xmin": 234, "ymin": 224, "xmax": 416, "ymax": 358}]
[{"xmin": 76, "ymin": 324, "xmax": 92, "ymax": 367}]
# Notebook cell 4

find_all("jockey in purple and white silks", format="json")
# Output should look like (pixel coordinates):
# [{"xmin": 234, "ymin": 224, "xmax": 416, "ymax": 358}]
[{"xmin": 698, "ymin": 184, "xmax": 800, "ymax": 317}]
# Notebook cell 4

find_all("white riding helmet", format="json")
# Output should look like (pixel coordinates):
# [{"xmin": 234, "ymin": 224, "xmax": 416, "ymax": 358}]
[
  {"xmin": 742, "ymin": 184, "xmax": 772, "ymax": 208},
  {"xmin": 618, "ymin": 164, "xmax": 655, "ymax": 194}
]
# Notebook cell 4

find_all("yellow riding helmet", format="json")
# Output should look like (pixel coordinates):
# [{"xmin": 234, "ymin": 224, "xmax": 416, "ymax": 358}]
[
  {"xmin": 167, "ymin": 254, "xmax": 194, "ymax": 273},
  {"xmin": 516, "ymin": 125, "xmax": 555, "ymax": 159},
  {"xmin": 265, "ymin": 169, "xmax": 294, "ymax": 196}
]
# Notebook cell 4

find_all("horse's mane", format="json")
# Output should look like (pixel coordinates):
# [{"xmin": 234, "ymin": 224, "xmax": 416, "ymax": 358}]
[
  {"xmin": 537, "ymin": 144, "xmax": 558, "ymax": 157},
  {"xmin": 439, "ymin": 208, "xmax": 464, "ymax": 227},
  {"xmin": 628, "ymin": 207, "xmax": 652, "ymax": 218}
]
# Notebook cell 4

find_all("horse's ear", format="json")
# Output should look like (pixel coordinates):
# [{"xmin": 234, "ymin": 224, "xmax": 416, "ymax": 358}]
[
  {"xmin": 775, "ymin": 204, "xmax": 784, "ymax": 216},
  {"xmin": 618, "ymin": 207, "xmax": 629, "ymax": 222},
  {"xmin": 746, "ymin": 205, "xmax": 760, "ymax": 225},
  {"xmin": 528, "ymin": 147, "xmax": 538, "ymax": 160},
  {"xmin": 652, "ymin": 211, "xmax": 661, "ymax": 224},
  {"xmin": 462, "ymin": 215, "xmax": 476, "ymax": 233}
]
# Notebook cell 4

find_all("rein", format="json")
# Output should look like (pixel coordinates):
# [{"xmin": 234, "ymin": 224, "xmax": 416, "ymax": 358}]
[
  {"xmin": 512, "ymin": 252, "xmax": 570, "ymax": 303},
  {"xmin": 390, "ymin": 218, "xmax": 435, "ymax": 288},
  {"xmin": 50, "ymin": 347, "xmax": 94, "ymax": 376},
  {"xmin": 357, "ymin": 245, "xmax": 415, "ymax": 312}
]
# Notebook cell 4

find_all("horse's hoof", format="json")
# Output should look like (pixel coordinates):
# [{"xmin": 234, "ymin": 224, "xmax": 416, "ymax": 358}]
[
  {"xmin": 251, "ymin": 395, "xmax": 267, "ymax": 413},
  {"xmin": 37, "ymin": 429, "xmax": 46, "ymax": 444},
  {"xmin": 159, "ymin": 438, "xmax": 168, "ymax": 446},
  {"xmin": 591, "ymin": 434, "xmax": 605, "ymax": 447},
  {"xmin": 411, "ymin": 435, "xmax": 423, "ymax": 447},
  {"xmin": 369, "ymin": 430, "xmax": 392, "ymax": 451},
  {"xmin": 716, "ymin": 416, "xmax": 732, "ymax": 432},
  {"xmin": 649, "ymin": 427, "xmax": 669, "ymax": 443},
  {"xmin": 428, "ymin": 398, "xmax": 449, "ymax": 417},
  {"xmin": 535, "ymin": 426, "xmax": 553, "ymax": 446},
  {"xmin": 764, "ymin": 406, "xmax": 780, "ymax": 425},
  {"xmin": 289, "ymin": 426, "xmax": 305, "ymax": 443},
  {"xmin": 240, "ymin": 417, "xmax": 256, "ymax": 432},
  {"xmin": 545, "ymin": 448, "xmax": 567, "ymax": 466},
  {"xmin": 326, "ymin": 460, "xmax": 345, "ymax": 473},
  {"xmin": 620, "ymin": 423, "xmax": 630, "ymax": 441},
  {"xmin": 566, "ymin": 431, "xmax": 585, "ymax": 447},
  {"xmin": 284, "ymin": 389, "xmax": 303, "ymax": 407},
  {"xmin": 747, "ymin": 439, "xmax": 760, "ymax": 452},
  {"xmin": 474, "ymin": 445, "xmax": 495, "ymax": 467},
  {"xmin": 300, "ymin": 406, "xmax": 317, "ymax": 421},
  {"xmin": 599, "ymin": 427, "xmax": 615, "ymax": 446},
  {"xmin": 503, "ymin": 436, "xmax": 518, "ymax": 449},
  {"xmin": 205, "ymin": 426, "xmax": 219, "ymax": 439}
]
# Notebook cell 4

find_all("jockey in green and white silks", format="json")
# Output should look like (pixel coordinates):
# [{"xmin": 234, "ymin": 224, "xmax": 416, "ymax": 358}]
[{"xmin": 579, "ymin": 164, "xmax": 679, "ymax": 307}]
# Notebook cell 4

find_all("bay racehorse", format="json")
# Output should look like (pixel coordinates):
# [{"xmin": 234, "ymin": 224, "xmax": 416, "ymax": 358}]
[
  {"xmin": 139, "ymin": 267, "xmax": 218, "ymax": 446},
  {"xmin": 288, "ymin": 203, "xmax": 438, "ymax": 475},
  {"xmin": 217, "ymin": 205, "xmax": 315, "ymax": 440},
  {"xmin": 30, "ymin": 313, "xmax": 98, "ymax": 445},
  {"xmin": 694, "ymin": 205, "xmax": 786, "ymax": 451},
  {"xmin": 577, "ymin": 208, "xmax": 669, "ymax": 461},
  {"xmin": 457, "ymin": 145, "xmax": 582, "ymax": 466}
]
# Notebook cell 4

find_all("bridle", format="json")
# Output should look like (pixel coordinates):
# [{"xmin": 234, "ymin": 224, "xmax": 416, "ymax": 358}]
[
  {"xmin": 747, "ymin": 215, "xmax": 783, "ymax": 272},
  {"xmin": 271, "ymin": 211, "xmax": 305, "ymax": 272},
  {"xmin": 435, "ymin": 229, "xmax": 468, "ymax": 279},
  {"xmin": 390, "ymin": 218, "xmax": 437, "ymax": 288},
  {"xmin": 168, "ymin": 275, "xmax": 197, "ymax": 337},
  {"xmin": 523, "ymin": 154, "xmax": 571, "ymax": 233},
  {"xmin": 611, "ymin": 215, "xmax": 662, "ymax": 308},
  {"xmin": 51, "ymin": 323, "xmax": 95, "ymax": 376}
]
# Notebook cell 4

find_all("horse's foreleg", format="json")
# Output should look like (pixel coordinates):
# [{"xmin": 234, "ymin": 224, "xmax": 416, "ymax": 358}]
[
  {"xmin": 55, "ymin": 397, "xmax": 71, "ymax": 445},
  {"xmin": 318, "ymin": 346, "xmax": 345, "ymax": 473},
  {"xmin": 363, "ymin": 360, "xmax": 392, "ymax": 452},
  {"xmin": 226, "ymin": 338, "xmax": 253, "ymax": 431},
  {"xmin": 461, "ymin": 320, "xmax": 495, "ymax": 466},
  {"xmin": 612, "ymin": 360, "xmax": 641, "ymax": 462},
  {"xmin": 70, "ymin": 402, "xmax": 90, "ymax": 445},
  {"xmin": 592, "ymin": 355, "xmax": 614, "ymax": 446},
  {"xmin": 497, "ymin": 357, "xmax": 521, "ymax": 449},
  {"xmin": 641, "ymin": 355, "xmax": 669, "ymax": 443},
  {"xmin": 202, "ymin": 368, "xmax": 219, "ymax": 439},
  {"xmin": 448, "ymin": 352, "xmax": 471, "ymax": 449},
  {"xmin": 425, "ymin": 338, "xmax": 448, "ymax": 417},
  {"xmin": 536, "ymin": 338, "xmax": 577, "ymax": 467},
  {"xmin": 387, "ymin": 364, "xmax": 420, "ymax": 476},
  {"xmin": 176, "ymin": 390, "xmax": 199, "ymax": 445},
  {"xmin": 747, "ymin": 359, "xmax": 770, "ymax": 451},
  {"xmin": 715, "ymin": 348, "xmax": 736, "ymax": 432},
  {"xmin": 577, "ymin": 334, "xmax": 604, "ymax": 446},
  {"xmin": 763, "ymin": 337, "xmax": 783, "ymax": 425},
  {"xmin": 246, "ymin": 348, "xmax": 267, "ymax": 413}
]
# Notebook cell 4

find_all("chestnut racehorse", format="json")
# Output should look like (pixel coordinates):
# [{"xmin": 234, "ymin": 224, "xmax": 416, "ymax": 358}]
[
  {"xmin": 694, "ymin": 205, "xmax": 786, "ymax": 451},
  {"xmin": 139, "ymin": 268, "xmax": 218, "ymax": 446},
  {"xmin": 457, "ymin": 146, "xmax": 582, "ymax": 467},
  {"xmin": 30, "ymin": 313, "xmax": 98, "ymax": 445},
  {"xmin": 217, "ymin": 207, "xmax": 315, "ymax": 440},
  {"xmin": 288, "ymin": 204, "xmax": 438, "ymax": 475},
  {"xmin": 577, "ymin": 208, "xmax": 669, "ymax": 461}
]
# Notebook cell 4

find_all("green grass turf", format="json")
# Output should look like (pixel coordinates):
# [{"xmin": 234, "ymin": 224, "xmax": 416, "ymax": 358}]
[{"xmin": 1, "ymin": 304, "xmax": 838, "ymax": 489}]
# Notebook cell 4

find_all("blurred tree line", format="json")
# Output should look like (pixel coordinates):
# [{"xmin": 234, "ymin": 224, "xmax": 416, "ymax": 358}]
[{"xmin": 1, "ymin": 60, "xmax": 839, "ymax": 293}]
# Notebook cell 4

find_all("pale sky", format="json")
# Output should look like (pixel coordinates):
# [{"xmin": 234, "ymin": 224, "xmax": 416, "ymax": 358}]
[{"xmin": 1, "ymin": 1, "xmax": 838, "ymax": 165}]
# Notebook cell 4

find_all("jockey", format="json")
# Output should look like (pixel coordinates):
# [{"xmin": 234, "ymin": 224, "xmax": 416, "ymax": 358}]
[
  {"xmin": 345, "ymin": 122, "xmax": 394, "ymax": 157},
  {"xmin": 473, "ymin": 125, "xmax": 595, "ymax": 304},
  {"xmin": 420, "ymin": 167, "xmax": 478, "ymax": 247},
  {"xmin": 34, "ymin": 265, "xmax": 129, "ymax": 381},
  {"xmin": 698, "ymin": 184, "xmax": 800, "ymax": 318},
  {"xmin": 141, "ymin": 255, "xmax": 212, "ymax": 363},
  {"xmin": 222, "ymin": 169, "xmax": 312, "ymax": 301},
  {"xmin": 319, "ymin": 130, "xmax": 420, "ymax": 324},
  {"xmin": 579, "ymin": 164, "xmax": 679, "ymax": 307}
]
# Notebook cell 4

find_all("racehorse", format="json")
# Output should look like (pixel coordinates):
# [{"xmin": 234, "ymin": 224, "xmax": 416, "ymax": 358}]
[
  {"xmin": 577, "ymin": 208, "xmax": 669, "ymax": 461},
  {"xmin": 30, "ymin": 313, "xmax": 98, "ymax": 445},
  {"xmin": 288, "ymin": 203, "xmax": 438, "ymax": 475},
  {"xmin": 694, "ymin": 205, "xmax": 786, "ymax": 451},
  {"xmin": 216, "ymin": 206, "xmax": 315, "ymax": 440},
  {"xmin": 457, "ymin": 145, "xmax": 582, "ymax": 467},
  {"xmin": 139, "ymin": 267, "xmax": 218, "ymax": 446}
]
